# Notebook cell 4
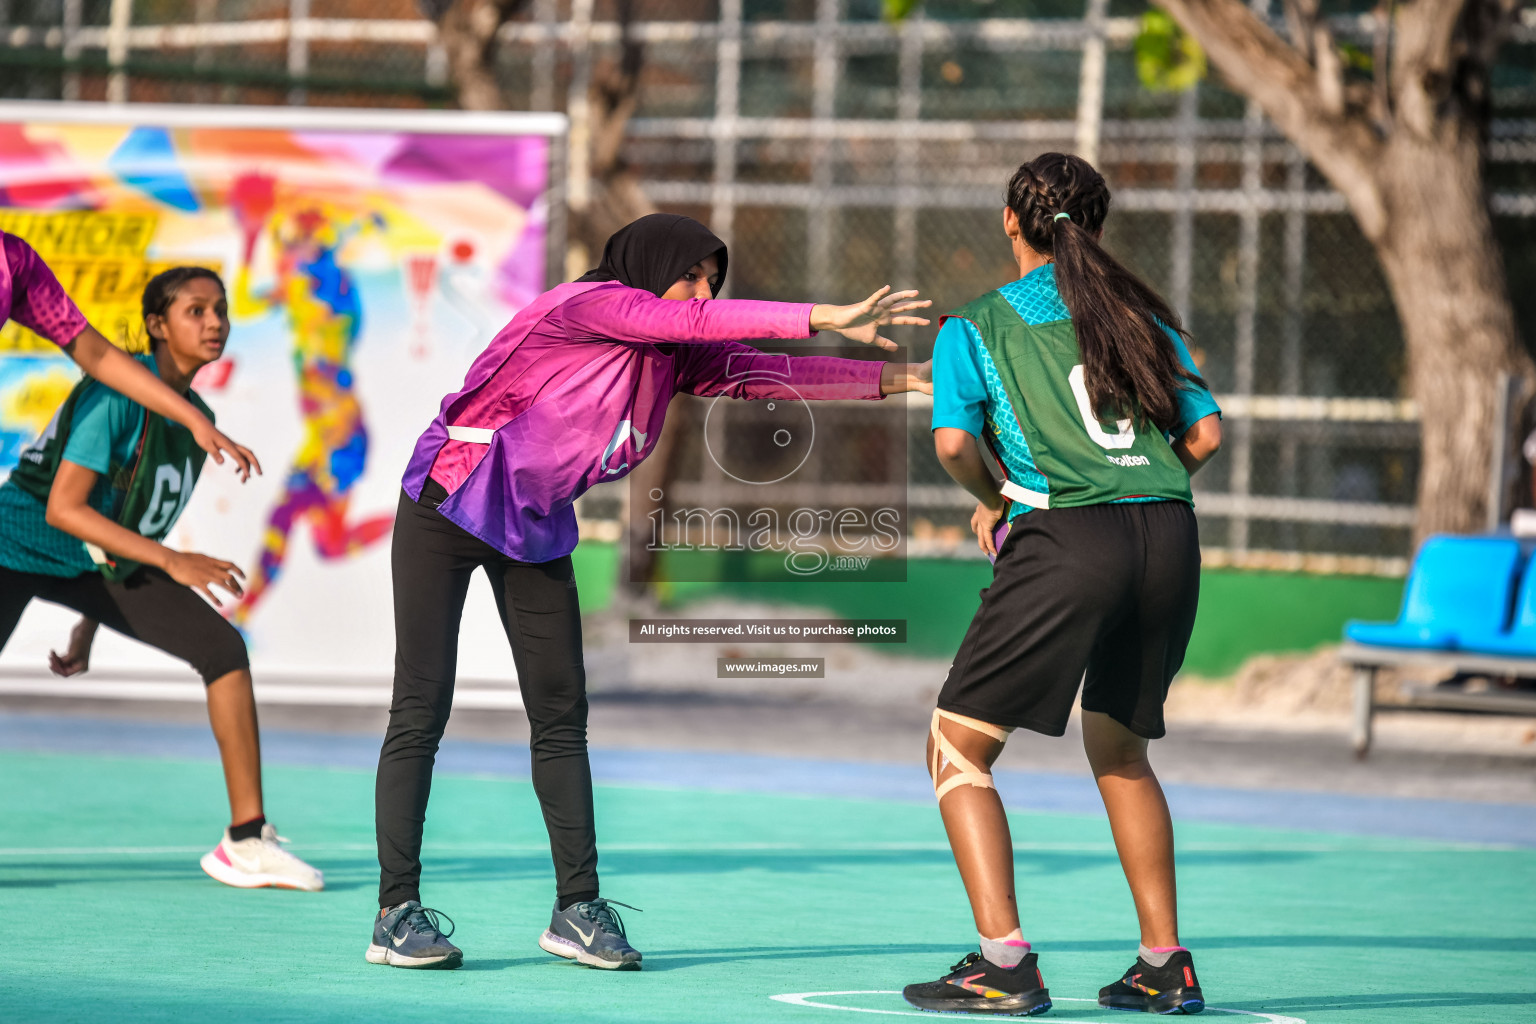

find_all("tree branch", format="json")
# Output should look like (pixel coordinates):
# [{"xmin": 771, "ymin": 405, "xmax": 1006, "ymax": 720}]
[
  {"xmin": 1280, "ymin": 0, "xmax": 1319, "ymax": 60},
  {"xmin": 1393, "ymin": 0, "xmax": 1470, "ymax": 73},
  {"xmin": 1390, "ymin": 0, "xmax": 1469, "ymax": 136},
  {"xmin": 425, "ymin": 0, "xmax": 529, "ymax": 111},
  {"xmin": 1313, "ymin": 22, "xmax": 1345, "ymax": 116},
  {"xmin": 570, "ymin": 0, "xmax": 655, "ymax": 253},
  {"xmin": 1393, "ymin": 0, "xmax": 1517, "ymax": 140},
  {"xmin": 589, "ymin": 0, "xmax": 645, "ymax": 177},
  {"xmin": 1462, "ymin": 0, "xmax": 1520, "ymax": 66},
  {"xmin": 1371, "ymin": 0, "xmax": 1394, "ymax": 127},
  {"xmin": 1155, "ymin": 0, "xmax": 1388, "ymax": 237}
]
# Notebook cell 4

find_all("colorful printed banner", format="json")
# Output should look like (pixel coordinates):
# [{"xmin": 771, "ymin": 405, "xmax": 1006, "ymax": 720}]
[
  {"xmin": 0, "ymin": 104, "xmax": 562, "ymax": 679},
  {"xmin": 0, "ymin": 210, "xmax": 180, "ymax": 353}
]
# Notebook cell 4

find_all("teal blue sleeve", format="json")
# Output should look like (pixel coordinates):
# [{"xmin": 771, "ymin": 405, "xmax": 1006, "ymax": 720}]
[
  {"xmin": 1165, "ymin": 325, "xmax": 1221, "ymax": 438},
  {"xmin": 931, "ymin": 317, "xmax": 988, "ymax": 437},
  {"xmin": 60, "ymin": 384, "xmax": 141, "ymax": 475}
]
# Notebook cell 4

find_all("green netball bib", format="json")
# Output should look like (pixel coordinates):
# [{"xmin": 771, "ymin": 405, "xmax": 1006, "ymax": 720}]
[
  {"xmin": 947, "ymin": 291, "xmax": 1192, "ymax": 510},
  {"xmin": 10, "ymin": 377, "xmax": 212, "ymax": 581}
]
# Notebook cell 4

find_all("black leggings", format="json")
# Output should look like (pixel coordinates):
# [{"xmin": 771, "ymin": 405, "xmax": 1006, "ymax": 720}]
[
  {"xmin": 0, "ymin": 563, "xmax": 250, "ymax": 683},
  {"xmin": 376, "ymin": 484, "xmax": 596, "ymax": 909}
]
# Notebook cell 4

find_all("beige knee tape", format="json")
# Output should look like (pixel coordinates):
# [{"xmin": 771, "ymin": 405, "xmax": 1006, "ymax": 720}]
[{"xmin": 930, "ymin": 708, "xmax": 1013, "ymax": 800}]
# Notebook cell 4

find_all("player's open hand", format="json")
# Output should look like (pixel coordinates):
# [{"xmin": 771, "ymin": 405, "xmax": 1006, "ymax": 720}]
[
  {"xmin": 913, "ymin": 358, "xmax": 933, "ymax": 395},
  {"xmin": 48, "ymin": 617, "xmax": 99, "ymax": 677},
  {"xmin": 810, "ymin": 287, "xmax": 932, "ymax": 351},
  {"xmin": 166, "ymin": 551, "xmax": 246, "ymax": 607},
  {"xmin": 879, "ymin": 360, "xmax": 934, "ymax": 396},
  {"xmin": 192, "ymin": 422, "xmax": 262, "ymax": 483}
]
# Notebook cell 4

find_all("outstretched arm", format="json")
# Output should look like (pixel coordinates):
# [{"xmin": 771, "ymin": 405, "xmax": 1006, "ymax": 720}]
[
  {"xmin": 810, "ymin": 286, "xmax": 932, "ymax": 351},
  {"xmin": 64, "ymin": 328, "xmax": 261, "ymax": 482},
  {"xmin": 880, "ymin": 360, "xmax": 932, "ymax": 396},
  {"xmin": 560, "ymin": 283, "xmax": 930, "ymax": 349},
  {"xmin": 4, "ymin": 233, "xmax": 261, "ymax": 480},
  {"xmin": 674, "ymin": 343, "xmax": 930, "ymax": 401}
]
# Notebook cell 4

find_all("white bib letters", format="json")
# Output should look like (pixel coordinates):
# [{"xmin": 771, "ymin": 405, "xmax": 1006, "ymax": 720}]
[
  {"xmin": 137, "ymin": 458, "xmax": 194, "ymax": 536},
  {"xmin": 1069, "ymin": 364, "xmax": 1136, "ymax": 450}
]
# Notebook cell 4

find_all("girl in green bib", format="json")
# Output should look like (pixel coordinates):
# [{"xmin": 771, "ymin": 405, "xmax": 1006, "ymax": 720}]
[
  {"xmin": 903, "ymin": 154, "xmax": 1222, "ymax": 1016},
  {"xmin": 0, "ymin": 266, "xmax": 324, "ymax": 892}
]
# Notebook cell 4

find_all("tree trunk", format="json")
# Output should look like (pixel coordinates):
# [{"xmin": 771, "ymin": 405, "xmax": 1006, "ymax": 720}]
[
  {"xmin": 431, "ymin": 0, "xmax": 522, "ymax": 112},
  {"xmin": 1322, "ymin": 119, "xmax": 1533, "ymax": 540},
  {"xmin": 1151, "ymin": 0, "xmax": 1526, "ymax": 541},
  {"xmin": 1369, "ymin": 129, "xmax": 1534, "ymax": 537},
  {"xmin": 567, "ymin": 0, "xmax": 655, "ymax": 260}
]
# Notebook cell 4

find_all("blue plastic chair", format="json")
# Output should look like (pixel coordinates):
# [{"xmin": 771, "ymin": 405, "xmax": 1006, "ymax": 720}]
[
  {"xmin": 1463, "ymin": 550, "xmax": 1536, "ymax": 657},
  {"xmin": 1344, "ymin": 535, "xmax": 1521, "ymax": 650}
]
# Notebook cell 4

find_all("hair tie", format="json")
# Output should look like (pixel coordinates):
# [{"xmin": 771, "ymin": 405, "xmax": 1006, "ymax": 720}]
[{"xmin": 1053, "ymin": 212, "xmax": 1071, "ymax": 222}]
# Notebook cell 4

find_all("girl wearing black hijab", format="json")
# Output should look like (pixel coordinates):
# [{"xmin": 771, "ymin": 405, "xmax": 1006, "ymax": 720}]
[
  {"xmin": 369, "ymin": 213, "xmax": 932, "ymax": 972},
  {"xmin": 576, "ymin": 212, "xmax": 734, "ymax": 296}
]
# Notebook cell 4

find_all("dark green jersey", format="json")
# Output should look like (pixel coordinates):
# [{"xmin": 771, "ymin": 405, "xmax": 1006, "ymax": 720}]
[
  {"xmin": 8, "ymin": 367, "xmax": 212, "ymax": 581},
  {"xmin": 946, "ymin": 290, "xmax": 1193, "ymax": 510}
]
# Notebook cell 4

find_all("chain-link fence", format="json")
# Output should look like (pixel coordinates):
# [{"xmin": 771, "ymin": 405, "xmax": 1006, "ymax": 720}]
[{"xmin": 4, "ymin": 0, "xmax": 1535, "ymax": 573}]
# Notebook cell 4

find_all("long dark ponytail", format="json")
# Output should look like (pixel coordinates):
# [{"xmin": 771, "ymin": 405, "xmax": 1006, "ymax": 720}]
[{"xmin": 1006, "ymin": 153, "xmax": 1203, "ymax": 433}]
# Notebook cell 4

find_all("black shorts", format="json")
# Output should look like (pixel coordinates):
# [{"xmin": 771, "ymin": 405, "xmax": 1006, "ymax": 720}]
[
  {"xmin": 0, "ymin": 563, "xmax": 250, "ymax": 684},
  {"xmin": 937, "ymin": 500, "xmax": 1200, "ymax": 740}
]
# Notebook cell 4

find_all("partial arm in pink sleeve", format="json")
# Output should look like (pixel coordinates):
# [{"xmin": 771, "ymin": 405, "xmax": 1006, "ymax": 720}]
[
  {"xmin": 4, "ymin": 235, "xmax": 87, "ymax": 346},
  {"xmin": 0, "ymin": 237, "xmax": 261, "ymax": 479},
  {"xmin": 674, "ymin": 342, "xmax": 885, "ymax": 401},
  {"xmin": 558, "ymin": 284, "xmax": 816, "ymax": 346}
]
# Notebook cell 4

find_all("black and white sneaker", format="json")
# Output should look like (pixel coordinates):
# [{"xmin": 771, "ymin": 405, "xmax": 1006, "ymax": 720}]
[
  {"xmin": 538, "ymin": 897, "xmax": 643, "ymax": 970},
  {"xmin": 365, "ymin": 901, "xmax": 463, "ymax": 969},
  {"xmin": 903, "ymin": 951, "xmax": 1052, "ymax": 1016},
  {"xmin": 1098, "ymin": 950, "xmax": 1204, "ymax": 1014}
]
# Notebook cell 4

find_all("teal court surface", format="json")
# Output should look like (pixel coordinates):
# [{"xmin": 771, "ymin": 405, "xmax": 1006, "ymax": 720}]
[{"xmin": 2, "ymin": 712, "xmax": 1534, "ymax": 1024}]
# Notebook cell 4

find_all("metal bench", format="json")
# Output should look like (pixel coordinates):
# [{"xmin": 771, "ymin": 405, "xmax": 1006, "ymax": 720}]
[{"xmin": 1339, "ymin": 642, "xmax": 1536, "ymax": 756}]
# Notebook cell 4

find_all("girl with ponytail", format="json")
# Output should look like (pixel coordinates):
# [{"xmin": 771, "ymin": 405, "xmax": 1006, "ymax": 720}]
[{"xmin": 903, "ymin": 153, "xmax": 1221, "ymax": 1017}]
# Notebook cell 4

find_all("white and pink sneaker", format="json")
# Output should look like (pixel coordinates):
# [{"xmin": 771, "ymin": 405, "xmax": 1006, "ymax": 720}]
[{"xmin": 199, "ymin": 823, "xmax": 324, "ymax": 891}]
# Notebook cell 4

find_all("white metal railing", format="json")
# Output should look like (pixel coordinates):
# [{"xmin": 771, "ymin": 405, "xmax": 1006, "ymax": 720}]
[
  {"xmin": 9, "ymin": 1, "xmax": 1526, "ymax": 564},
  {"xmin": 11, "ymin": 9, "xmax": 1536, "ymax": 51}
]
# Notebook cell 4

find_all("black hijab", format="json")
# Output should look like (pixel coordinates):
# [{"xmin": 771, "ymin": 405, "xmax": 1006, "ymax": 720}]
[{"xmin": 577, "ymin": 213, "xmax": 728, "ymax": 298}]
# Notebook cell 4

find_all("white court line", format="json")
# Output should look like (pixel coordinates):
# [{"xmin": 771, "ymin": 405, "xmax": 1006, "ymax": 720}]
[
  {"xmin": 769, "ymin": 992, "xmax": 1305, "ymax": 1023},
  {"xmin": 0, "ymin": 846, "xmax": 213, "ymax": 856},
  {"xmin": 0, "ymin": 678, "xmax": 522, "ymax": 709},
  {"xmin": 0, "ymin": 839, "xmax": 1490, "ymax": 857}
]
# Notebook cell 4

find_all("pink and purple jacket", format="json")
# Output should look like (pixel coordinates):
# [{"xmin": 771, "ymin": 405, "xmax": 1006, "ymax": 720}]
[
  {"xmin": 2, "ymin": 233, "xmax": 89, "ymax": 346},
  {"xmin": 403, "ymin": 280, "xmax": 886, "ymax": 564}
]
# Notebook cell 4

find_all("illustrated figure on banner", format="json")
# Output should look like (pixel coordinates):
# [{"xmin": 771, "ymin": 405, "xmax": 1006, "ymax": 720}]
[{"xmin": 227, "ymin": 174, "xmax": 394, "ymax": 627}]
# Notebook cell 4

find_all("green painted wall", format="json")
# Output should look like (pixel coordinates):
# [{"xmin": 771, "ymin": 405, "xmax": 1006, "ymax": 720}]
[
  {"xmin": 1185, "ymin": 569, "xmax": 1404, "ymax": 675},
  {"xmin": 569, "ymin": 542, "xmax": 1405, "ymax": 677},
  {"xmin": 571, "ymin": 540, "xmax": 622, "ymax": 609}
]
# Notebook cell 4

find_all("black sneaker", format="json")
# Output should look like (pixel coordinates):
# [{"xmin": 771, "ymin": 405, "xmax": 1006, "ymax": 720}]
[
  {"xmin": 1098, "ymin": 950, "xmax": 1204, "ymax": 1014},
  {"xmin": 365, "ymin": 901, "xmax": 463, "ymax": 969},
  {"xmin": 538, "ymin": 897, "xmax": 643, "ymax": 970},
  {"xmin": 902, "ymin": 951, "xmax": 1052, "ymax": 1016}
]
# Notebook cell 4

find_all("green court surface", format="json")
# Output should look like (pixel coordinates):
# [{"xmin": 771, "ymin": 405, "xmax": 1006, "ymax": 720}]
[{"xmin": 3, "ymin": 749, "xmax": 1532, "ymax": 1024}]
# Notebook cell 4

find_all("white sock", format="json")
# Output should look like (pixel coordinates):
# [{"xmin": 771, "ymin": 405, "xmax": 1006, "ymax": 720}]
[
  {"xmin": 1138, "ymin": 943, "xmax": 1187, "ymax": 968},
  {"xmin": 980, "ymin": 929, "xmax": 1031, "ymax": 968}
]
